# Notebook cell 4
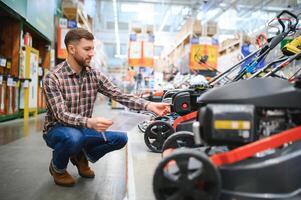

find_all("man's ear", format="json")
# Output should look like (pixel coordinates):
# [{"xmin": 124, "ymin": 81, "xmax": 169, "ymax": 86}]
[{"xmin": 68, "ymin": 44, "xmax": 76, "ymax": 54}]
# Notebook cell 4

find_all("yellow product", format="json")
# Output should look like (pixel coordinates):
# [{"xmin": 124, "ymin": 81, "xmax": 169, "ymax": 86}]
[{"xmin": 282, "ymin": 35, "xmax": 301, "ymax": 55}]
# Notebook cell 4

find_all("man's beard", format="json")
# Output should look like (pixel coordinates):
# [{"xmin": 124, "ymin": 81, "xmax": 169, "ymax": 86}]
[{"xmin": 74, "ymin": 53, "xmax": 91, "ymax": 68}]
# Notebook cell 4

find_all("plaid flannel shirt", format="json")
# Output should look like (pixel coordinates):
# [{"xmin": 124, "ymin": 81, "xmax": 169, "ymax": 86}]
[{"xmin": 43, "ymin": 61, "xmax": 149, "ymax": 133}]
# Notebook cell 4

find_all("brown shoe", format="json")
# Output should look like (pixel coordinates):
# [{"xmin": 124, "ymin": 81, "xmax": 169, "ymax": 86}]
[
  {"xmin": 70, "ymin": 152, "xmax": 95, "ymax": 178},
  {"xmin": 49, "ymin": 162, "xmax": 75, "ymax": 187}
]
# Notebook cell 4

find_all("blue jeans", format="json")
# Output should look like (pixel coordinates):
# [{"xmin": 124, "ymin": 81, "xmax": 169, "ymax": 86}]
[{"xmin": 43, "ymin": 124, "xmax": 128, "ymax": 172}]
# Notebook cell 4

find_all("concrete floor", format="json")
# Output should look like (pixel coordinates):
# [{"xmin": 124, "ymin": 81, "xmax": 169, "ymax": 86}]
[
  {"xmin": 0, "ymin": 100, "xmax": 160, "ymax": 200},
  {"xmin": 2, "ymin": 99, "xmax": 301, "ymax": 200}
]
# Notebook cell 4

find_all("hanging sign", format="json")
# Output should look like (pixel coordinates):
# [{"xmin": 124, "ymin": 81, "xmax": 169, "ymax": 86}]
[
  {"xmin": 57, "ymin": 27, "xmax": 70, "ymax": 59},
  {"xmin": 190, "ymin": 44, "xmax": 218, "ymax": 70},
  {"xmin": 128, "ymin": 41, "xmax": 142, "ymax": 67}
]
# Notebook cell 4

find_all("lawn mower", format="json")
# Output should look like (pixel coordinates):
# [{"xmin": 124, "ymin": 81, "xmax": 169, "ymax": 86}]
[{"xmin": 153, "ymin": 76, "xmax": 301, "ymax": 200}]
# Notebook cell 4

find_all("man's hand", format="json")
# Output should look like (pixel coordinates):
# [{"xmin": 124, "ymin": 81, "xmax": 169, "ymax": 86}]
[
  {"xmin": 146, "ymin": 102, "xmax": 170, "ymax": 117},
  {"xmin": 87, "ymin": 117, "xmax": 113, "ymax": 132}
]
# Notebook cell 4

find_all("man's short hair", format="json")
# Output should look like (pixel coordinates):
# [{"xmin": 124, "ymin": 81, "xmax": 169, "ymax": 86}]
[{"xmin": 64, "ymin": 28, "xmax": 94, "ymax": 49}]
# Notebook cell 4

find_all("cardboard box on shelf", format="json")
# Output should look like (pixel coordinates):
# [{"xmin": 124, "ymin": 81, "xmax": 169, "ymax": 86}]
[
  {"xmin": 61, "ymin": 0, "xmax": 77, "ymax": 8},
  {"xmin": 146, "ymin": 25, "xmax": 154, "ymax": 35},
  {"xmin": 61, "ymin": 0, "xmax": 84, "ymax": 20},
  {"xmin": 207, "ymin": 21, "xmax": 218, "ymax": 36},
  {"xmin": 193, "ymin": 20, "xmax": 202, "ymax": 35},
  {"xmin": 59, "ymin": 18, "xmax": 68, "ymax": 28},
  {"xmin": 6, "ymin": 85, "xmax": 12, "ymax": 114},
  {"xmin": 0, "ymin": 81, "xmax": 6, "ymax": 114},
  {"xmin": 62, "ymin": 7, "xmax": 77, "ymax": 20},
  {"xmin": 130, "ymin": 22, "xmax": 143, "ymax": 34},
  {"xmin": 13, "ymin": 83, "xmax": 19, "ymax": 113}
]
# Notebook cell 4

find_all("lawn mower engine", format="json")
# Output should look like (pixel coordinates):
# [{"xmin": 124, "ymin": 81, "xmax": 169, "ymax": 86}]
[{"xmin": 196, "ymin": 104, "xmax": 301, "ymax": 148}]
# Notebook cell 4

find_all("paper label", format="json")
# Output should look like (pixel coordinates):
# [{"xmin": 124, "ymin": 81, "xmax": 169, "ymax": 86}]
[
  {"xmin": 6, "ymin": 61, "xmax": 11, "ymax": 69},
  {"xmin": 0, "ymin": 58, "xmax": 6, "ymax": 67},
  {"xmin": 38, "ymin": 67, "xmax": 43, "ymax": 76},
  {"xmin": 23, "ymin": 80, "xmax": 29, "ymax": 88},
  {"xmin": 7, "ymin": 78, "xmax": 13, "ymax": 86}
]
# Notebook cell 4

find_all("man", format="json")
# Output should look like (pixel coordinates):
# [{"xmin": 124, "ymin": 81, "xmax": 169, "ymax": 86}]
[{"xmin": 43, "ymin": 28, "xmax": 170, "ymax": 187}]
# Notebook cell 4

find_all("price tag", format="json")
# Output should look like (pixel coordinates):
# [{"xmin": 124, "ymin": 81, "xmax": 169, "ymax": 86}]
[
  {"xmin": 0, "ymin": 58, "xmax": 6, "ymax": 67},
  {"xmin": 6, "ymin": 61, "xmax": 11, "ymax": 69},
  {"xmin": 23, "ymin": 80, "xmax": 29, "ymax": 88},
  {"xmin": 0, "ymin": 75, "xmax": 2, "ymax": 85},
  {"xmin": 7, "ymin": 78, "xmax": 13, "ymax": 86},
  {"xmin": 12, "ymin": 80, "xmax": 16, "ymax": 87},
  {"xmin": 38, "ymin": 67, "xmax": 43, "ymax": 76},
  {"xmin": 16, "ymin": 80, "xmax": 20, "ymax": 88}
]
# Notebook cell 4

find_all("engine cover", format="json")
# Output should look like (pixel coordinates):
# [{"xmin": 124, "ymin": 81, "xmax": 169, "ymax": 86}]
[
  {"xmin": 198, "ymin": 78, "xmax": 301, "ymax": 109},
  {"xmin": 199, "ymin": 104, "xmax": 258, "ymax": 146},
  {"xmin": 172, "ymin": 89, "xmax": 206, "ymax": 116}
]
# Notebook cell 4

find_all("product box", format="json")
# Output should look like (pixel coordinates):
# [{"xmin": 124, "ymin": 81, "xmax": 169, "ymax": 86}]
[
  {"xmin": 67, "ymin": 20, "xmax": 77, "ymax": 28},
  {"xmin": 193, "ymin": 20, "xmax": 202, "ymax": 36},
  {"xmin": 59, "ymin": 18, "xmax": 68, "ymax": 28},
  {"xmin": 207, "ymin": 21, "xmax": 218, "ymax": 36},
  {"xmin": 0, "ymin": 80, "xmax": 5, "ymax": 114}
]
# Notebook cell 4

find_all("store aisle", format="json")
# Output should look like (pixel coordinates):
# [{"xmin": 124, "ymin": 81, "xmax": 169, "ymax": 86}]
[{"xmin": 0, "ymin": 99, "xmax": 148, "ymax": 200}]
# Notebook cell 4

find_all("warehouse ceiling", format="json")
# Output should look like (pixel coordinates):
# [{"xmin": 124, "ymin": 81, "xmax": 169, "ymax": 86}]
[{"xmin": 92, "ymin": 0, "xmax": 300, "ymax": 67}]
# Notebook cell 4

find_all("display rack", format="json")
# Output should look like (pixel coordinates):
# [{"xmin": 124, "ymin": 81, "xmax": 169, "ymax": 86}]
[
  {"xmin": 0, "ymin": 1, "xmax": 52, "ymax": 122},
  {"xmin": 22, "ymin": 23, "xmax": 51, "ymax": 114},
  {"xmin": 0, "ymin": 6, "xmax": 21, "ymax": 122}
]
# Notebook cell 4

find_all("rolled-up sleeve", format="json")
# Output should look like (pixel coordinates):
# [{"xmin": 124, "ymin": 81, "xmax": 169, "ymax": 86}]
[
  {"xmin": 43, "ymin": 73, "xmax": 88, "ymax": 127},
  {"xmin": 95, "ymin": 70, "xmax": 150, "ymax": 110}
]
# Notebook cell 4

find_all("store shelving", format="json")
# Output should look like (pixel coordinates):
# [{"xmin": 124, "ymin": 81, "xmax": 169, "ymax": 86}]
[
  {"xmin": 0, "ymin": 1, "xmax": 52, "ymax": 122},
  {"xmin": 0, "ymin": 6, "xmax": 22, "ymax": 121},
  {"xmin": 218, "ymin": 39, "xmax": 241, "ymax": 56}
]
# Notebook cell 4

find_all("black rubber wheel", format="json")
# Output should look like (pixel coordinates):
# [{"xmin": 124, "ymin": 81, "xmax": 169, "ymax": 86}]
[
  {"xmin": 162, "ymin": 131, "xmax": 195, "ymax": 152},
  {"xmin": 153, "ymin": 149, "xmax": 221, "ymax": 200},
  {"xmin": 144, "ymin": 120, "xmax": 175, "ymax": 153}
]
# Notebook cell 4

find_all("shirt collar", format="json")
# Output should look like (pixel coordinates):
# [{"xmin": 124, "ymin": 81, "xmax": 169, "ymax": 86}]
[{"xmin": 64, "ymin": 60, "xmax": 92, "ymax": 76}]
